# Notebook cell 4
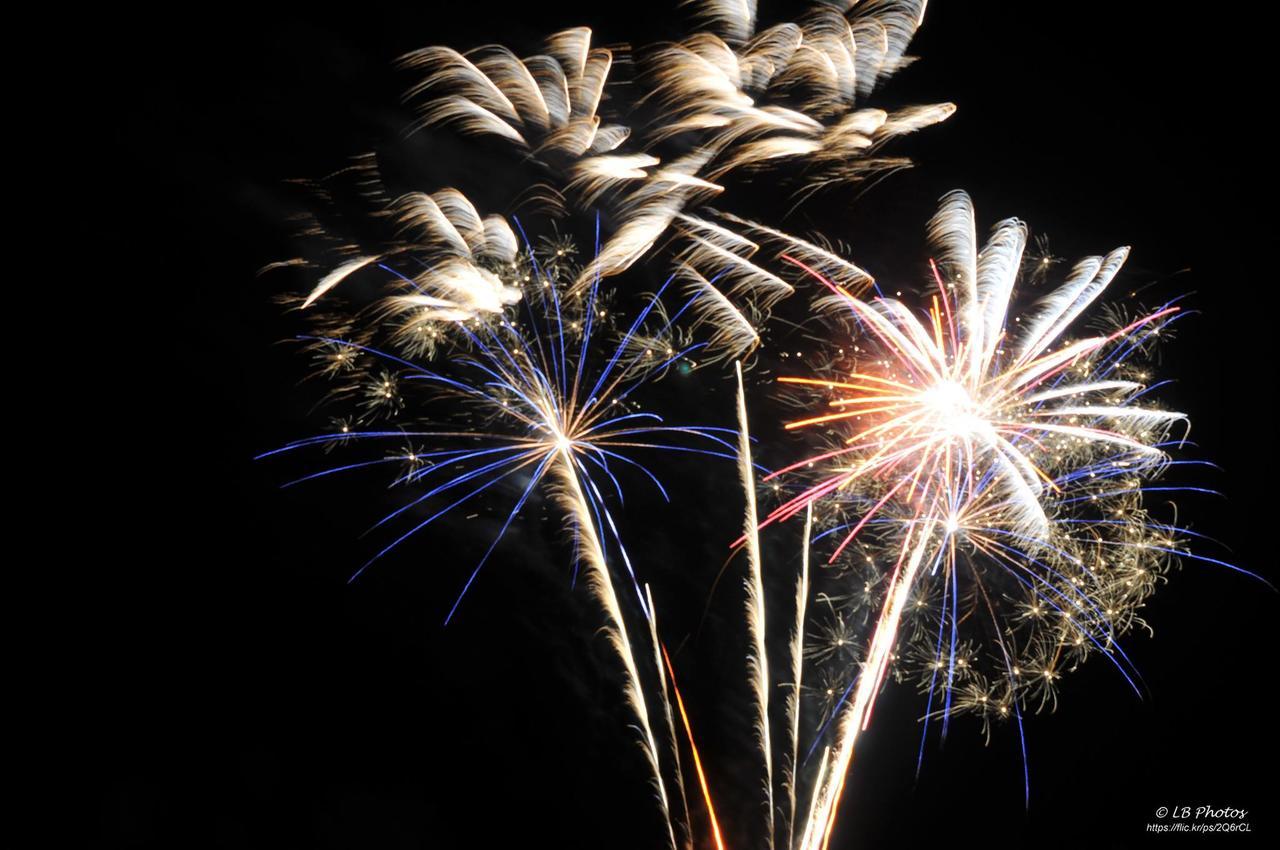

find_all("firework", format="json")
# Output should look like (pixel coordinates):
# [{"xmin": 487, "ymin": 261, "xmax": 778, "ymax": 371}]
[
  {"xmin": 256, "ymin": 3, "xmax": 1259, "ymax": 847},
  {"xmin": 280, "ymin": 178, "xmax": 525, "ymax": 332},
  {"xmin": 391, "ymin": 1, "xmax": 952, "ymax": 361},
  {"xmin": 735, "ymin": 361, "xmax": 774, "ymax": 846},
  {"xmin": 265, "ymin": 231, "xmax": 743, "ymax": 848},
  {"xmin": 261, "ymin": 5, "xmax": 946, "ymax": 842},
  {"xmin": 754, "ymin": 190, "xmax": 1237, "ymax": 849}
]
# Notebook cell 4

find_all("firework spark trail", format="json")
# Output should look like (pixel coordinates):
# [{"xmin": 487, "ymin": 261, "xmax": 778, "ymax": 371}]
[
  {"xmin": 663, "ymin": 645, "xmax": 728, "ymax": 850},
  {"xmin": 804, "ymin": 521, "xmax": 936, "ymax": 850},
  {"xmin": 796, "ymin": 746, "xmax": 829, "ymax": 850},
  {"xmin": 782, "ymin": 504, "xmax": 812, "ymax": 850},
  {"xmin": 556, "ymin": 456, "xmax": 677, "ymax": 850},
  {"xmin": 648, "ymin": 584, "xmax": 694, "ymax": 850},
  {"xmin": 735, "ymin": 360, "xmax": 774, "ymax": 848}
]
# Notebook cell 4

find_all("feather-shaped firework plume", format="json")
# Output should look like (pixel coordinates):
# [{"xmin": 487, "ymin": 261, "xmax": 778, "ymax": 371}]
[{"xmin": 382, "ymin": 0, "xmax": 951, "ymax": 360}]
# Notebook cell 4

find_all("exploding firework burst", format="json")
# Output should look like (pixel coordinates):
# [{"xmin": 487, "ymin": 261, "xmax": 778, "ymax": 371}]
[
  {"xmin": 264, "ymin": 230, "xmax": 747, "ymax": 849},
  {"xmin": 751, "ymin": 190, "xmax": 1255, "ymax": 849}
]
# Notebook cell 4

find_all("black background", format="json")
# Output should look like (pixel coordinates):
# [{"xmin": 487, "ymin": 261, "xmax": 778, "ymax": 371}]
[{"xmin": 100, "ymin": 2, "xmax": 1276, "ymax": 847}]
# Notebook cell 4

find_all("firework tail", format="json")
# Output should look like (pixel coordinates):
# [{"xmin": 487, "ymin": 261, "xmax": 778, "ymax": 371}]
[
  {"xmin": 647, "ymin": 584, "xmax": 694, "ymax": 850},
  {"xmin": 802, "ymin": 520, "xmax": 939, "ymax": 850},
  {"xmin": 554, "ymin": 451, "xmax": 677, "ymax": 850},
  {"xmin": 736, "ymin": 360, "xmax": 775, "ymax": 848},
  {"xmin": 783, "ymin": 504, "xmax": 812, "ymax": 850},
  {"xmin": 663, "ymin": 645, "xmax": 728, "ymax": 850},
  {"xmin": 796, "ymin": 746, "xmax": 830, "ymax": 850}
]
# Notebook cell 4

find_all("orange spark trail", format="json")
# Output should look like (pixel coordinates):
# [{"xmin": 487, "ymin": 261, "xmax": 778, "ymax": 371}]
[{"xmin": 662, "ymin": 646, "xmax": 726, "ymax": 850}]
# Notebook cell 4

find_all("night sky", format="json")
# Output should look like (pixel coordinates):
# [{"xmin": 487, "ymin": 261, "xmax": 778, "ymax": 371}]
[{"xmin": 100, "ymin": 3, "xmax": 1275, "ymax": 847}]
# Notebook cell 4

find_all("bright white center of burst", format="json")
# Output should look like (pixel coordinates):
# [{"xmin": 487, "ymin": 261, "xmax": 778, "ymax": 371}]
[
  {"xmin": 944, "ymin": 515, "xmax": 960, "ymax": 535},
  {"xmin": 920, "ymin": 380, "xmax": 986, "ymax": 435},
  {"xmin": 553, "ymin": 432, "xmax": 573, "ymax": 454}
]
